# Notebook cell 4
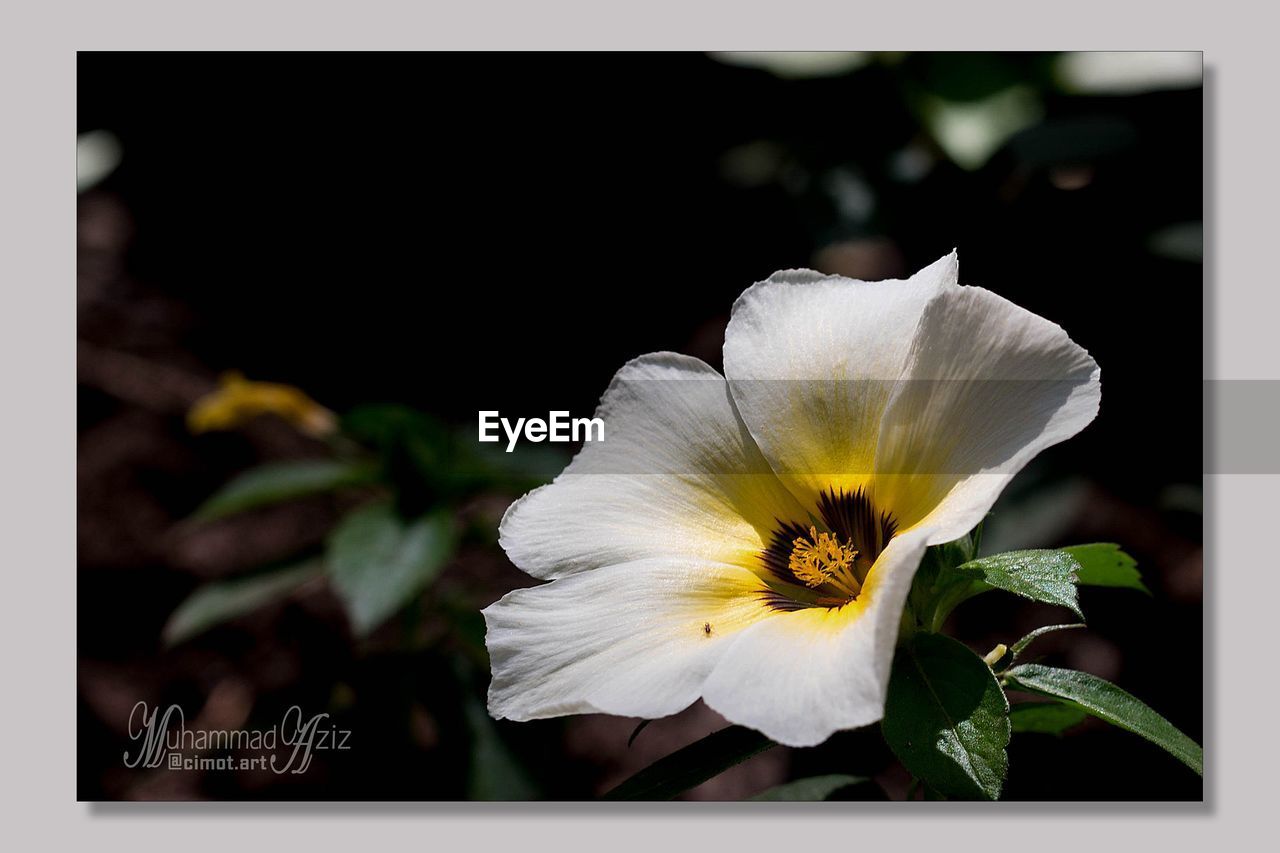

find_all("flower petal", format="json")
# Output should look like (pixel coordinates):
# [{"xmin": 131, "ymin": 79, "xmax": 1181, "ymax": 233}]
[
  {"xmin": 701, "ymin": 526, "xmax": 933, "ymax": 747},
  {"xmin": 871, "ymin": 285, "xmax": 1101, "ymax": 539},
  {"xmin": 499, "ymin": 353, "xmax": 806, "ymax": 580},
  {"xmin": 484, "ymin": 558, "xmax": 774, "ymax": 721},
  {"xmin": 722, "ymin": 254, "xmax": 956, "ymax": 507}
]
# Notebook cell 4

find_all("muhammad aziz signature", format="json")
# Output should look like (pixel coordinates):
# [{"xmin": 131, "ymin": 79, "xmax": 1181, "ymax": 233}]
[{"xmin": 122, "ymin": 702, "xmax": 351, "ymax": 774}]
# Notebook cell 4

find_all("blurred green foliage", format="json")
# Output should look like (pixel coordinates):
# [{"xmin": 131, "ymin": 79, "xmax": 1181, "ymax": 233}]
[{"xmin": 169, "ymin": 403, "xmax": 566, "ymax": 646}]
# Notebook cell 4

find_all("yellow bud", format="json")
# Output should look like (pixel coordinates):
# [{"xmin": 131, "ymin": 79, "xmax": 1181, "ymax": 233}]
[{"xmin": 187, "ymin": 371, "xmax": 336, "ymax": 438}]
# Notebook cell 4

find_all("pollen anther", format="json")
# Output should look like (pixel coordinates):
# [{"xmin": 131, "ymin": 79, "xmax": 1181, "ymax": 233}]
[{"xmin": 788, "ymin": 526, "xmax": 859, "ymax": 589}]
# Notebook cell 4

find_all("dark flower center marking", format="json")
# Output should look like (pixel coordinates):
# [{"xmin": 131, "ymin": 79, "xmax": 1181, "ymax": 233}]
[{"xmin": 759, "ymin": 487, "xmax": 897, "ymax": 612}]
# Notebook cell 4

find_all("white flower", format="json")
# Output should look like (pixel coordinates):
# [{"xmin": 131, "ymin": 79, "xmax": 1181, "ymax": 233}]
[{"xmin": 483, "ymin": 253, "xmax": 1100, "ymax": 747}]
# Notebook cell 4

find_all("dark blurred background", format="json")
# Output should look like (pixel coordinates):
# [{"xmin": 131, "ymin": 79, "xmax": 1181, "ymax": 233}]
[{"xmin": 77, "ymin": 52, "xmax": 1202, "ymax": 800}]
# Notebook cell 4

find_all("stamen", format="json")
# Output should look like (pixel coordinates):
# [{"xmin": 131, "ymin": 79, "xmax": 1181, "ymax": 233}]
[
  {"xmin": 758, "ymin": 488, "xmax": 897, "ymax": 612},
  {"xmin": 787, "ymin": 526, "xmax": 859, "ymax": 589}
]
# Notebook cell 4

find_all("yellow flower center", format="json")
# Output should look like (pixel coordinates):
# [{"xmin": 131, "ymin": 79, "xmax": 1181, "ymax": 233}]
[
  {"xmin": 788, "ymin": 526, "xmax": 859, "ymax": 589},
  {"xmin": 758, "ymin": 487, "xmax": 897, "ymax": 612}
]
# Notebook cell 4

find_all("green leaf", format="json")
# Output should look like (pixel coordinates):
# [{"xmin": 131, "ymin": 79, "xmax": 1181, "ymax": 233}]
[
  {"xmin": 192, "ymin": 459, "xmax": 379, "ymax": 521},
  {"xmin": 1004, "ymin": 664, "xmax": 1202, "ymax": 775},
  {"xmin": 749, "ymin": 774, "xmax": 870, "ymax": 801},
  {"xmin": 463, "ymin": 694, "xmax": 538, "ymax": 801},
  {"xmin": 326, "ymin": 502, "xmax": 456, "ymax": 636},
  {"xmin": 954, "ymin": 549, "xmax": 1083, "ymax": 618},
  {"xmin": 910, "ymin": 526, "xmax": 987, "ymax": 631},
  {"xmin": 1009, "ymin": 623, "xmax": 1085, "ymax": 660},
  {"xmin": 882, "ymin": 633, "xmax": 1011, "ymax": 800},
  {"xmin": 340, "ymin": 405, "xmax": 455, "ymax": 508},
  {"xmin": 163, "ymin": 560, "xmax": 324, "ymax": 645},
  {"xmin": 603, "ymin": 726, "xmax": 775, "ymax": 801},
  {"xmin": 1064, "ymin": 543, "xmax": 1150, "ymax": 594},
  {"xmin": 1009, "ymin": 702, "xmax": 1089, "ymax": 736}
]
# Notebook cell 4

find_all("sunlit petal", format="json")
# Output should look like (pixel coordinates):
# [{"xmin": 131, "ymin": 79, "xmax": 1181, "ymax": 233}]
[
  {"xmin": 499, "ymin": 353, "xmax": 807, "ymax": 580},
  {"xmin": 484, "ymin": 558, "xmax": 774, "ymax": 721},
  {"xmin": 872, "ymin": 285, "xmax": 1100, "ymax": 539},
  {"xmin": 701, "ymin": 527, "xmax": 933, "ymax": 747},
  {"xmin": 722, "ymin": 253, "xmax": 956, "ymax": 509}
]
